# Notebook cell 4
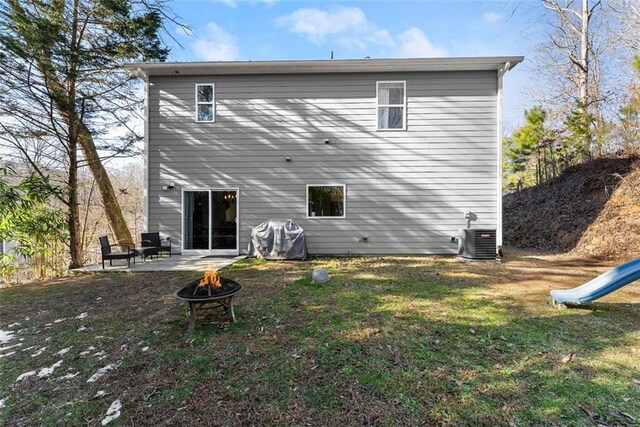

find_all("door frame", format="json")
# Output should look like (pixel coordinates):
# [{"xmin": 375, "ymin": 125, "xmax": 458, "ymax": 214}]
[{"xmin": 181, "ymin": 187, "xmax": 240, "ymax": 256}]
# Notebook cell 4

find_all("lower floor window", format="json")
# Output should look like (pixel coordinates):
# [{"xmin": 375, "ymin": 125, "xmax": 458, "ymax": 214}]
[{"xmin": 307, "ymin": 185, "xmax": 345, "ymax": 218}]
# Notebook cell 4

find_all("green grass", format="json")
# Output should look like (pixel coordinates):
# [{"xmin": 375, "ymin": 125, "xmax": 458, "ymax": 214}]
[{"xmin": 0, "ymin": 253, "xmax": 639, "ymax": 425}]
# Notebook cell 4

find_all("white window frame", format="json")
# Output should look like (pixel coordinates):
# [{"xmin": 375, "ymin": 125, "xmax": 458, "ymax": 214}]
[
  {"xmin": 376, "ymin": 81, "xmax": 406, "ymax": 131},
  {"xmin": 306, "ymin": 184, "xmax": 347, "ymax": 219},
  {"xmin": 195, "ymin": 83, "xmax": 215, "ymax": 123}
]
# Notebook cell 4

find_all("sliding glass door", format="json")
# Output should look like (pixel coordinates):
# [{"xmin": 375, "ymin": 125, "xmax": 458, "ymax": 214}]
[
  {"xmin": 183, "ymin": 191, "xmax": 209, "ymax": 250},
  {"xmin": 183, "ymin": 189, "xmax": 238, "ymax": 254}
]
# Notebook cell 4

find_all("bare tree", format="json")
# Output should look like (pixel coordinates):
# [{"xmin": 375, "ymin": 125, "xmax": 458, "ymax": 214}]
[
  {"xmin": 542, "ymin": 1, "xmax": 595, "ymax": 107},
  {"xmin": 0, "ymin": 0, "xmax": 174, "ymax": 267}
]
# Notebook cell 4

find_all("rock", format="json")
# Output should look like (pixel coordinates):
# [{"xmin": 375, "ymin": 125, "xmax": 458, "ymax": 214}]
[{"xmin": 311, "ymin": 269, "xmax": 330, "ymax": 284}]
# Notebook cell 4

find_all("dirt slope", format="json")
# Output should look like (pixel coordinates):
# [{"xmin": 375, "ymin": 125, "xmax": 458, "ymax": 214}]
[{"xmin": 503, "ymin": 156, "xmax": 640, "ymax": 259}]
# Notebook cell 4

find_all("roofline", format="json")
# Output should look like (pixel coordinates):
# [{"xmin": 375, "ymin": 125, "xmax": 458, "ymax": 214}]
[{"xmin": 123, "ymin": 56, "xmax": 524, "ymax": 78}]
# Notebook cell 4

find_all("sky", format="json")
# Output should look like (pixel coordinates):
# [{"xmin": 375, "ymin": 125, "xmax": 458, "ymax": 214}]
[{"xmin": 162, "ymin": 0, "xmax": 547, "ymax": 129}]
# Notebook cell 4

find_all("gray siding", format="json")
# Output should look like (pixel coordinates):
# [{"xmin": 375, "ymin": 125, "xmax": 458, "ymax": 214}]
[{"xmin": 147, "ymin": 70, "xmax": 498, "ymax": 254}]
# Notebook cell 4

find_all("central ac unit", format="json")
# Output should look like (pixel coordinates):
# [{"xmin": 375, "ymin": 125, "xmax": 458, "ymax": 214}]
[{"xmin": 457, "ymin": 229, "xmax": 496, "ymax": 260}]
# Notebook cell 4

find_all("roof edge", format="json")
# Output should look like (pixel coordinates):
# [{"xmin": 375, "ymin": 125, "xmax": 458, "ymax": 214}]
[{"xmin": 124, "ymin": 56, "xmax": 524, "ymax": 77}]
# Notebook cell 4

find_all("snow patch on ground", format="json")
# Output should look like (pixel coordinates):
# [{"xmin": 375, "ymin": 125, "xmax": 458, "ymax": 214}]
[
  {"xmin": 96, "ymin": 297, "xmax": 102, "ymax": 301},
  {"xmin": 77, "ymin": 326, "xmax": 87, "ymax": 332},
  {"xmin": 57, "ymin": 372, "xmax": 79, "ymax": 380},
  {"xmin": 80, "ymin": 346, "xmax": 97, "ymax": 356},
  {"xmin": 0, "ymin": 351, "xmax": 16, "ymax": 358},
  {"xmin": 0, "ymin": 329, "xmax": 15, "ymax": 344},
  {"xmin": 101, "ymin": 399, "xmax": 122, "ymax": 425},
  {"xmin": 0, "ymin": 343, "xmax": 21, "ymax": 352},
  {"xmin": 37, "ymin": 360, "xmax": 63, "ymax": 378},
  {"xmin": 0, "ymin": 397, "xmax": 7, "ymax": 409},
  {"xmin": 16, "ymin": 371, "xmax": 36, "ymax": 382},
  {"xmin": 53, "ymin": 318, "xmax": 66, "ymax": 323},
  {"xmin": 31, "ymin": 347, "xmax": 47, "ymax": 357},
  {"xmin": 87, "ymin": 362, "xmax": 121, "ymax": 383},
  {"xmin": 93, "ymin": 390, "xmax": 107, "ymax": 399},
  {"xmin": 93, "ymin": 351, "xmax": 106, "ymax": 358},
  {"xmin": 75, "ymin": 312, "xmax": 88, "ymax": 320},
  {"xmin": 7, "ymin": 322, "xmax": 21, "ymax": 328},
  {"xmin": 141, "ymin": 347, "xmax": 149, "ymax": 352},
  {"xmin": 54, "ymin": 347, "xmax": 72, "ymax": 357}
]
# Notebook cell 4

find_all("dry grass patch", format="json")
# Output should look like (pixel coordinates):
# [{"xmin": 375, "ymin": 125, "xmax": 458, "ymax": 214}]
[{"xmin": 0, "ymin": 251, "xmax": 639, "ymax": 425}]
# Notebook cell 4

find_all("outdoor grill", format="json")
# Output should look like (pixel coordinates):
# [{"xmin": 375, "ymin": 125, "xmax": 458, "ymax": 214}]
[{"xmin": 173, "ymin": 273, "xmax": 243, "ymax": 333}]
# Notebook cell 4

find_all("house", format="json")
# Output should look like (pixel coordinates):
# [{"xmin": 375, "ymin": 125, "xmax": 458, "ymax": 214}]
[{"xmin": 125, "ymin": 56, "xmax": 523, "ymax": 256}]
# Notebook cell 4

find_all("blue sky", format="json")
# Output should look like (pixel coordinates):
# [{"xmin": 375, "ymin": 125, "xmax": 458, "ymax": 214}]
[{"xmin": 164, "ymin": 0, "xmax": 546, "ymax": 128}]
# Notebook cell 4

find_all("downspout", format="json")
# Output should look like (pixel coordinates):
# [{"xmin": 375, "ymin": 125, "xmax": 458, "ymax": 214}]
[{"xmin": 496, "ymin": 62, "xmax": 511, "ymax": 256}]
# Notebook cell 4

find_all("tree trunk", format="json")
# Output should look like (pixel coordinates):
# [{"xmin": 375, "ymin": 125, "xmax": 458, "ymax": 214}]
[
  {"xmin": 68, "ymin": 133, "xmax": 83, "ymax": 269},
  {"xmin": 77, "ymin": 123, "xmax": 134, "ymax": 246},
  {"xmin": 579, "ymin": 0, "xmax": 593, "ymax": 156},
  {"xmin": 579, "ymin": 0, "xmax": 589, "ymax": 108}
]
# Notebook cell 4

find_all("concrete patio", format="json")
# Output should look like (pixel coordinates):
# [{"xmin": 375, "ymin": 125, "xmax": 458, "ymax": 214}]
[{"xmin": 72, "ymin": 254, "xmax": 246, "ymax": 272}]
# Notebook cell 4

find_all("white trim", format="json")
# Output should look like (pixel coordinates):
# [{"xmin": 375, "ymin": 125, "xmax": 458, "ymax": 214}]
[
  {"xmin": 496, "ymin": 62, "xmax": 511, "ymax": 251},
  {"xmin": 375, "ymin": 81, "xmax": 406, "ymax": 131},
  {"xmin": 306, "ymin": 184, "xmax": 347, "ymax": 219},
  {"xmin": 143, "ymin": 77, "xmax": 150, "ymax": 232},
  {"xmin": 125, "ymin": 56, "xmax": 525, "ymax": 77},
  {"xmin": 181, "ymin": 188, "xmax": 240, "ymax": 255},
  {"xmin": 195, "ymin": 83, "xmax": 215, "ymax": 123}
]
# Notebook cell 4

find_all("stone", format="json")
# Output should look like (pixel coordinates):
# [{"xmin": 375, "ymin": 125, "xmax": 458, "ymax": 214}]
[{"xmin": 311, "ymin": 269, "xmax": 330, "ymax": 284}]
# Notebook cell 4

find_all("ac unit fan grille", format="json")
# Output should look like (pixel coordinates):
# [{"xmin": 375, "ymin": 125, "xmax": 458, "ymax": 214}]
[{"xmin": 458, "ymin": 229, "xmax": 496, "ymax": 260}]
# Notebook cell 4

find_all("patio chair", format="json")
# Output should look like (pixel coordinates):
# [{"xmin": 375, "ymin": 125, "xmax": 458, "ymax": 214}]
[
  {"xmin": 141, "ymin": 232, "xmax": 172, "ymax": 259},
  {"xmin": 99, "ymin": 236, "xmax": 136, "ymax": 269}
]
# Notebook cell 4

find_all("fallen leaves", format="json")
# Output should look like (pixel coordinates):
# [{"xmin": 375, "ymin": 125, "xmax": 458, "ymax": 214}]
[{"xmin": 387, "ymin": 344, "xmax": 403, "ymax": 367}]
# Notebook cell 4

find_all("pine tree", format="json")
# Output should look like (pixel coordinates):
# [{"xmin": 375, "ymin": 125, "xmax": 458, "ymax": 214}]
[{"xmin": 504, "ymin": 107, "xmax": 551, "ymax": 188}]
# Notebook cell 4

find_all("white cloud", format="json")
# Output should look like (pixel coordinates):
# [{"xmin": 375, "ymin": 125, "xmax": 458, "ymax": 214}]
[
  {"xmin": 175, "ymin": 25, "xmax": 193, "ymax": 38},
  {"xmin": 211, "ymin": 0, "xmax": 276, "ymax": 8},
  {"xmin": 482, "ymin": 12, "xmax": 505, "ymax": 24},
  {"xmin": 275, "ymin": 7, "xmax": 372, "ymax": 45},
  {"xmin": 211, "ymin": 0, "xmax": 237, "ymax": 7},
  {"xmin": 396, "ymin": 28, "xmax": 448, "ymax": 58},
  {"xmin": 191, "ymin": 22, "xmax": 239, "ymax": 61},
  {"xmin": 276, "ymin": 7, "xmax": 446, "ymax": 57},
  {"xmin": 337, "ymin": 28, "xmax": 394, "ymax": 50}
]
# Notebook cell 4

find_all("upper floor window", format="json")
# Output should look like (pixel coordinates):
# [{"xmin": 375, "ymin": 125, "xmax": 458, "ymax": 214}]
[
  {"xmin": 196, "ymin": 84, "xmax": 215, "ymax": 122},
  {"xmin": 377, "ymin": 81, "xmax": 406, "ymax": 130}
]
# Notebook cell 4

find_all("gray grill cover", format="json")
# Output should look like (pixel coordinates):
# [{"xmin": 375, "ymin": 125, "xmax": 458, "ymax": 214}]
[{"xmin": 248, "ymin": 219, "xmax": 308, "ymax": 260}]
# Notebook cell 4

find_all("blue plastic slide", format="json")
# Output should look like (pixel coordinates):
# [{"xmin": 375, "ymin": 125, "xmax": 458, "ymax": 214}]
[{"xmin": 550, "ymin": 258, "xmax": 640, "ymax": 305}]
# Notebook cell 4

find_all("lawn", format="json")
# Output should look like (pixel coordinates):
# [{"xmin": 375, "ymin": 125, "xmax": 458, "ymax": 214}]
[{"xmin": 1, "ymin": 251, "xmax": 639, "ymax": 426}]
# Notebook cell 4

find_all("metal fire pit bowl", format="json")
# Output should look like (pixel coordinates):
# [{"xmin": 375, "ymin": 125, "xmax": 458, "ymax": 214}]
[{"xmin": 173, "ymin": 277, "xmax": 243, "ymax": 333}]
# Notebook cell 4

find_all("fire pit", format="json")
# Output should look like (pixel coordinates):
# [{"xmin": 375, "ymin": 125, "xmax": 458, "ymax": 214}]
[{"xmin": 173, "ymin": 270, "xmax": 243, "ymax": 333}]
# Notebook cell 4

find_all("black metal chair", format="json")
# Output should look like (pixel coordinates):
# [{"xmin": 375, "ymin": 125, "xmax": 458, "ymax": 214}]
[
  {"xmin": 141, "ymin": 232, "xmax": 171, "ymax": 259},
  {"xmin": 99, "ymin": 236, "xmax": 136, "ymax": 269}
]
